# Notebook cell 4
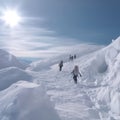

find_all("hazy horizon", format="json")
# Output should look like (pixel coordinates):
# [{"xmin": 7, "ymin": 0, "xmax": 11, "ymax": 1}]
[{"xmin": 0, "ymin": 0, "xmax": 120, "ymax": 59}]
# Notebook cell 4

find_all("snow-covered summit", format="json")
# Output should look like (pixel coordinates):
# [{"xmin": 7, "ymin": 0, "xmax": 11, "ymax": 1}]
[
  {"xmin": 109, "ymin": 36, "xmax": 120, "ymax": 50},
  {"xmin": 0, "ymin": 49, "xmax": 27, "ymax": 69}
]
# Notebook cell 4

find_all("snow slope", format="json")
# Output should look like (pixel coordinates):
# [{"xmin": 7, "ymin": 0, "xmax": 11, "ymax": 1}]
[
  {"xmin": 0, "ymin": 49, "xmax": 27, "ymax": 69},
  {"xmin": 94, "ymin": 37, "xmax": 120, "ymax": 119},
  {"xmin": 28, "ymin": 44, "xmax": 103, "ymax": 71},
  {"xmin": 29, "ymin": 37, "xmax": 120, "ymax": 120},
  {"xmin": 0, "ymin": 81, "xmax": 60, "ymax": 120},
  {"xmin": 0, "ymin": 49, "xmax": 61, "ymax": 120},
  {"xmin": 1, "ymin": 37, "xmax": 120, "ymax": 120},
  {"xmin": 0, "ymin": 67, "xmax": 32, "ymax": 90}
]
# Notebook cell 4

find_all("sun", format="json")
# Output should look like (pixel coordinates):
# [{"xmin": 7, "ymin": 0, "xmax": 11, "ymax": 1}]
[{"xmin": 1, "ymin": 9, "xmax": 21, "ymax": 28}]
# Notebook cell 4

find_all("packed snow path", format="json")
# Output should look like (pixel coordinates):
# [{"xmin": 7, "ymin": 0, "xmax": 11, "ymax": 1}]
[
  {"xmin": 33, "ymin": 63, "xmax": 102, "ymax": 120},
  {"xmin": 31, "ymin": 37, "xmax": 120, "ymax": 120}
]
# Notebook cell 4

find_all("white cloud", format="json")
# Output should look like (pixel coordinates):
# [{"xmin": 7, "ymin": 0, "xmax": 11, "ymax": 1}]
[
  {"xmin": 0, "ymin": 17, "xmax": 103, "ymax": 60},
  {"xmin": 8, "ymin": 43, "xmax": 103, "ymax": 61}
]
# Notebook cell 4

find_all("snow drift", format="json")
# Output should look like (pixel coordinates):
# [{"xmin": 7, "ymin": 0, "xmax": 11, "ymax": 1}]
[
  {"xmin": 0, "ymin": 67, "xmax": 32, "ymax": 90},
  {"xmin": 74, "ymin": 36, "xmax": 120, "ymax": 119},
  {"xmin": 30, "ymin": 36, "xmax": 120, "ymax": 119},
  {"xmin": 1, "ymin": 36, "xmax": 120, "ymax": 119},
  {"xmin": 96, "ymin": 37, "xmax": 120, "ymax": 119},
  {"xmin": 0, "ymin": 49, "xmax": 27, "ymax": 69},
  {"xmin": 0, "ymin": 81, "xmax": 60, "ymax": 120}
]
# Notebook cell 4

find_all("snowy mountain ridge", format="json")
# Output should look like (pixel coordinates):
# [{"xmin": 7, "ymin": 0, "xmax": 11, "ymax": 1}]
[
  {"xmin": 30, "ymin": 36, "xmax": 120, "ymax": 120},
  {"xmin": 95, "ymin": 37, "xmax": 120, "ymax": 119},
  {"xmin": 0, "ymin": 37, "xmax": 120, "ymax": 120},
  {"xmin": 0, "ymin": 49, "xmax": 27, "ymax": 69},
  {"xmin": 0, "ymin": 51, "xmax": 61, "ymax": 120}
]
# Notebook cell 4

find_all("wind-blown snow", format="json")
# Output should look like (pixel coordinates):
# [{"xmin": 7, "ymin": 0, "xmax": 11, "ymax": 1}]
[
  {"xmin": 0, "ymin": 81, "xmax": 60, "ymax": 120},
  {"xmin": 94, "ymin": 37, "xmax": 120, "ymax": 119}
]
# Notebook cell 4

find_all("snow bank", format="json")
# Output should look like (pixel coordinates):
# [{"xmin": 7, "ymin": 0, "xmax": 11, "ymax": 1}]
[
  {"xmin": 110, "ymin": 91, "xmax": 120, "ymax": 115},
  {"xmin": 81, "ymin": 36, "xmax": 120, "ymax": 118},
  {"xmin": 28, "ymin": 37, "xmax": 120, "ymax": 119},
  {"xmin": 0, "ymin": 49, "xmax": 26, "ymax": 69},
  {"xmin": 57, "ymin": 37, "xmax": 120, "ymax": 118},
  {"xmin": 0, "ymin": 67, "xmax": 32, "ymax": 91},
  {"xmin": 0, "ymin": 81, "xmax": 60, "ymax": 120}
]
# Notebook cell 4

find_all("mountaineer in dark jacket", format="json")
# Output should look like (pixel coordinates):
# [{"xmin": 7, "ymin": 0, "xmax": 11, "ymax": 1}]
[
  {"xmin": 71, "ymin": 65, "xmax": 82, "ymax": 84},
  {"xmin": 59, "ymin": 60, "xmax": 63, "ymax": 71}
]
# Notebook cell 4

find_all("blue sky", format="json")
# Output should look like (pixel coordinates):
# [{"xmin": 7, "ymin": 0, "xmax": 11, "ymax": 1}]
[
  {"xmin": 0, "ymin": 0, "xmax": 120, "ymax": 59},
  {"xmin": 21, "ymin": 0, "xmax": 120, "ymax": 44}
]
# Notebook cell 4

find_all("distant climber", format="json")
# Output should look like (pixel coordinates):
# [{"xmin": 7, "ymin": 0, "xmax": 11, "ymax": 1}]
[
  {"xmin": 71, "ymin": 56, "xmax": 74, "ymax": 61},
  {"xmin": 71, "ymin": 65, "xmax": 82, "ymax": 84},
  {"xmin": 59, "ymin": 60, "xmax": 63, "ymax": 71},
  {"xmin": 69, "ymin": 55, "xmax": 74, "ymax": 61},
  {"xmin": 74, "ymin": 54, "xmax": 76, "ymax": 59}
]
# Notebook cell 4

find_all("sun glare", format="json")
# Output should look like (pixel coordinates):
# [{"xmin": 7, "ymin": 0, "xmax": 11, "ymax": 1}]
[{"xmin": 1, "ymin": 9, "xmax": 21, "ymax": 28}]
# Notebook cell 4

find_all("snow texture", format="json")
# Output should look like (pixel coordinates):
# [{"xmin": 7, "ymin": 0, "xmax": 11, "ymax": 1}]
[
  {"xmin": 1, "ymin": 37, "xmax": 120, "ymax": 120},
  {"xmin": 0, "ymin": 81, "xmax": 60, "ymax": 120},
  {"xmin": 0, "ymin": 67, "xmax": 32, "ymax": 90},
  {"xmin": 0, "ymin": 49, "xmax": 26, "ymax": 69}
]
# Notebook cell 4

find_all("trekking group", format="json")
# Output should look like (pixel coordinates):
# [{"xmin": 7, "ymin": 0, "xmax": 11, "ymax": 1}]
[
  {"xmin": 58, "ymin": 54, "xmax": 82, "ymax": 84},
  {"xmin": 69, "ymin": 54, "xmax": 76, "ymax": 61}
]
